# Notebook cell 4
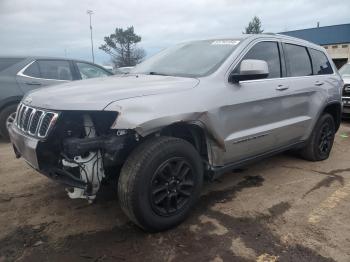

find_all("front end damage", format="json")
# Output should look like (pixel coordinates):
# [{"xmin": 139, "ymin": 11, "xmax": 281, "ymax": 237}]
[{"xmin": 9, "ymin": 104, "xmax": 137, "ymax": 202}]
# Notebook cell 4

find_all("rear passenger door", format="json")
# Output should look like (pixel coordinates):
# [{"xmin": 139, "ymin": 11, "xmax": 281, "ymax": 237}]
[
  {"xmin": 282, "ymin": 43, "xmax": 329, "ymax": 142},
  {"xmin": 16, "ymin": 59, "xmax": 74, "ymax": 93}
]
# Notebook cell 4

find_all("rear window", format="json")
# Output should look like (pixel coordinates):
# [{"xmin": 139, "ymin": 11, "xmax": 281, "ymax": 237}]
[
  {"xmin": 309, "ymin": 49, "xmax": 333, "ymax": 75},
  {"xmin": 0, "ymin": 58, "xmax": 24, "ymax": 73},
  {"xmin": 284, "ymin": 44, "xmax": 312, "ymax": 77}
]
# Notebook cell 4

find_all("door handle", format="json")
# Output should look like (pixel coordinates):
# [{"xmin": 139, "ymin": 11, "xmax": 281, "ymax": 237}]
[
  {"xmin": 315, "ymin": 81, "xmax": 324, "ymax": 86},
  {"xmin": 25, "ymin": 81, "xmax": 42, "ymax": 86},
  {"xmin": 276, "ymin": 85, "xmax": 289, "ymax": 91}
]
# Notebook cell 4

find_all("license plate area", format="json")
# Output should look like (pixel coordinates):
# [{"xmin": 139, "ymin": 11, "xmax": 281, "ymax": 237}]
[{"xmin": 9, "ymin": 126, "xmax": 40, "ymax": 169}]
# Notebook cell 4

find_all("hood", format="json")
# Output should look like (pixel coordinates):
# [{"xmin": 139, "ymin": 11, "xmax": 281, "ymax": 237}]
[{"xmin": 23, "ymin": 74, "xmax": 199, "ymax": 111}]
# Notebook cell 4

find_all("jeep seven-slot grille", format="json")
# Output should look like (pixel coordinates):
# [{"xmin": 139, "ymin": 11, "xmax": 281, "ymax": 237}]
[{"xmin": 15, "ymin": 103, "xmax": 59, "ymax": 138}]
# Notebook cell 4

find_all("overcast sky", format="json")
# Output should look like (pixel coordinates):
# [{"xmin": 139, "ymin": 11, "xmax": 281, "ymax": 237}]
[{"xmin": 0, "ymin": 0, "xmax": 349, "ymax": 65}]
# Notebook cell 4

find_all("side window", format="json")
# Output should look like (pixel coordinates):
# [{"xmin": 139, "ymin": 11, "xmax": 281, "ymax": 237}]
[
  {"xmin": 23, "ymin": 61, "xmax": 41, "ymax": 78},
  {"xmin": 284, "ymin": 44, "xmax": 312, "ymax": 77},
  {"xmin": 76, "ymin": 62, "xmax": 111, "ymax": 79},
  {"xmin": 234, "ymin": 41, "xmax": 281, "ymax": 79},
  {"xmin": 309, "ymin": 49, "xmax": 333, "ymax": 75},
  {"xmin": 37, "ymin": 60, "xmax": 73, "ymax": 80}
]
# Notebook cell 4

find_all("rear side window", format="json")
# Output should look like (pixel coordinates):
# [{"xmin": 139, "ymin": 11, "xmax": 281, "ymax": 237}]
[
  {"xmin": 23, "ymin": 61, "xmax": 41, "ymax": 78},
  {"xmin": 309, "ymin": 49, "xmax": 333, "ymax": 75},
  {"xmin": 0, "ymin": 58, "xmax": 24, "ymax": 73},
  {"xmin": 37, "ymin": 60, "xmax": 73, "ymax": 80},
  {"xmin": 284, "ymin": 44, "xmax": 312, "ymax": 77},
  {"xmin": 235, "ymin": 41, "xmax": 281, "ymax": 78}
]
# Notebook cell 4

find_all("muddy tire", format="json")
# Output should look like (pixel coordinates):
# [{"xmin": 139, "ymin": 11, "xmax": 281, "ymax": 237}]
[
  {"xmin": 0, "ymin": 104, "xmax": 18, "ymax": 140},
  {"xmin": 300, "ymin": 113, "xmax": 335, "ymax": 161},
  {"xmin": 118, "ymin": 136, "xmax": 203, "ymax": 232}
]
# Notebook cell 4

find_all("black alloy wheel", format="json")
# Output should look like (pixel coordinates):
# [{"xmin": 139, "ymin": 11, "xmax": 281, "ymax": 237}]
[{"xmin": 150, "ymin": 157, "xmax": 195, "ymax": 216}]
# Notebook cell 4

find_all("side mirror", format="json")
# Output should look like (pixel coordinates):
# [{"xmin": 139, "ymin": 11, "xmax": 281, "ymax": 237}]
[{"xmin": 229, "ymin": 59, "xmax": 269, "ymax": 82}]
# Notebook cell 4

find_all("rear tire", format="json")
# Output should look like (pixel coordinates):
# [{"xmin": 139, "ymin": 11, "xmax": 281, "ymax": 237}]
[
  {"xmin": 300, "ymin": 113, "xmax": 335, "ymax": 161},
  {"xmin": 0, "ymin": 104, "xmax": 18, "ymax": 140},
  {"xmin": 118, "ymin": 136, "xmax": 203, "ymax": 232}
]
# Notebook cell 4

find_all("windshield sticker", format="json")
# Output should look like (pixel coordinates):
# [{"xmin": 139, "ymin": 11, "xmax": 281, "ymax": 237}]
[{"xmin": 211, "ymin": 40, "xmax": 240, "ymax": 46}]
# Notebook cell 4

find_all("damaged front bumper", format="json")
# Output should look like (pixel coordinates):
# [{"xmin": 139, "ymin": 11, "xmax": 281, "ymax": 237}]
[
  {"xmin": 8, "ymin": 124, "xmax": 133, "ymax": 190},
  {"xmin": 9, "ymin": 124, "xmax": 88, "ymax": 189},
  {"xmin": 9, "ymin": 124, "xmax": 40, "ymax": 169}
]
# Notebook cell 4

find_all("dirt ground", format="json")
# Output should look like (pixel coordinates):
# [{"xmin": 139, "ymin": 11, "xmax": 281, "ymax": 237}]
[{"xmin": 1, "ymin": 123, "xmax": 350, "ymax": 262}]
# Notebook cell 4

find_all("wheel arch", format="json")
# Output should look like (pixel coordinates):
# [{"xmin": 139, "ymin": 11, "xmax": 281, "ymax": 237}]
[
  {"xmin": 322, "ymin": 101, "xmax": 341, "ymax": 132},
  {"xmin": 158, "ymin": 122, "xmax": 210, "ymax": 162}
]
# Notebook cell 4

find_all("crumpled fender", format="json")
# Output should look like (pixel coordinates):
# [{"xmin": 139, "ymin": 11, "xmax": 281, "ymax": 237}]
[{"xmin": 103, "ymin": 89, "xmax": 226, "ymax": 149}]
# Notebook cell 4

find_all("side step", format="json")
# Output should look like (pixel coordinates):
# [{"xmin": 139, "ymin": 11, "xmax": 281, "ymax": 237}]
[{"xmin": 210, "ymin": 141, "xmax": 306, "ymax": 181}]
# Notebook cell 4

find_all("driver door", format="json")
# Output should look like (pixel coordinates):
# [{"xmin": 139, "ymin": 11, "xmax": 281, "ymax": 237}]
[{"xmin": 222, "ymin": 41, "xmax": 292, "ymax": 164}]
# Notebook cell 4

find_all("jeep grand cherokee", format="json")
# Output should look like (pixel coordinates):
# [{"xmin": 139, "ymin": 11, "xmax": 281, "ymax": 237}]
[{"xmin": 8, "ymin": 34, "xmax": 342, "ymax": 232}]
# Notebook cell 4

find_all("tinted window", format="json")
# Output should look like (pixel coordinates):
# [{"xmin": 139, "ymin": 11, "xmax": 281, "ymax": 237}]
[
  {"xmin": 309, "ymin": 49, "xmax": 333, "ymax": 75},
  {"xmin": 76, "ymin": 62, "xmax": 111, "ymax": 79},
  {"xmin": 23, "ymin": 61, "xmax": 40, "ymax": 78},
  {"xmin": 234, "ymin": 41, "xmax": 281, "ymax": 78},
  {"xmin": 37, "ymin": 60, "xmax": 73, "ymax": 80},
  {"xmin": 284, "ymin": 44, "xmax": 312, "ymax": 77},
  {"xmin": 0, "ymin": 58, "xmax": 24, "ymax": 73}
]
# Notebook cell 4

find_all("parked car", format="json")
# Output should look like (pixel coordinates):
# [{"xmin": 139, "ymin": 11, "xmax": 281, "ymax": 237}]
[
  {"xmin": 8, "ymin": 34, "xmax": 342, "ymax": 232},
  {"xmin": 339, "ymin": 63, "xmax": 350, "ymax": 116},
  {"xmin": 101, "ymin": 65, "xmax": 114, "ymax": 73},
  {"xmin": 114, "ymin": 66, "xmax": 133, "ymax": 74},
  {"xmin": 0, "ymin": 56, "xmax": 113, "ymax": 139}
]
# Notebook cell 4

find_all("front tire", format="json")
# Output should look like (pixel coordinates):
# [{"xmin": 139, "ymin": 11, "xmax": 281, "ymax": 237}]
[
  {"xmin": 300, "ymin": 113, "xmax": 335, "ymax": 161},
  {"xmin": 0, "ymin": 104, "xmax": 18, "ymax": 140},
  {"xmin": 118, "ymin": 136, "xmax": 203, "ymax": 232}
]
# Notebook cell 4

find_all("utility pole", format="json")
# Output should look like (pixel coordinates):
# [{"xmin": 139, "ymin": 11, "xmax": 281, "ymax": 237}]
[{"xmin": 87, "ymin": 10, "xmax": 95, "ymax": 63}]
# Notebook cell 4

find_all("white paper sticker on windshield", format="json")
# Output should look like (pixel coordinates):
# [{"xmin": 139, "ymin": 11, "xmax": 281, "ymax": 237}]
[{"xmin": 211, "ymin": 40, "xmax": 240, "ymax": 46}]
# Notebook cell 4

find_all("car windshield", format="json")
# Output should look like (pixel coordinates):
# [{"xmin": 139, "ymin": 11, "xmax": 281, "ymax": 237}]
[
  {"xmin": 339, "ymin": 64, "xmax": 350, "ymax": 77},
  {"xmin": 131, "ymin": 39, "xmax": 241, "ymax": 78}
]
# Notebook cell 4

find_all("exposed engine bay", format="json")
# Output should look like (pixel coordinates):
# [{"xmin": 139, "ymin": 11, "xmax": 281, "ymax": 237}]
[
  {"xmin": 62, "ymin": 115, "xmax": 105, "ymax": 202},
  {"xmin": 12, "ymin": 107, "xmax": 137, "ymax": 202},
  {"xmin": 57, "ymin": 112, "xmax": 137, "ymax": 201}
]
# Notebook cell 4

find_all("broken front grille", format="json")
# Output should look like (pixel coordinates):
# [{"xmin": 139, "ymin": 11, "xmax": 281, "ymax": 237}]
[{"xmin": 15, "ymin": 103, "xmax": 59, "ymax": 138}]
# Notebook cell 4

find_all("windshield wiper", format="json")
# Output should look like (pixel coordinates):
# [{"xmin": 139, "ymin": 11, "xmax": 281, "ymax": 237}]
[{"xmin": 149, "ymin": 71, "xmax": 169, "ymax": 76}]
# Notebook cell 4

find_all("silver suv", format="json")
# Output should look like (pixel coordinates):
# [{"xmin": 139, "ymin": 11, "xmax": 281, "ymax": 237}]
[{"xmin": 8, "ymin": 34, "xmax": 342, "ymax": 232}]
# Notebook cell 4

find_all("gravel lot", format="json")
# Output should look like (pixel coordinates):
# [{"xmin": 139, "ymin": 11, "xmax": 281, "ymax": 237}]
[{"xmin": 1, "ymin": 123, "xmax": 350, "ymax": 262}]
